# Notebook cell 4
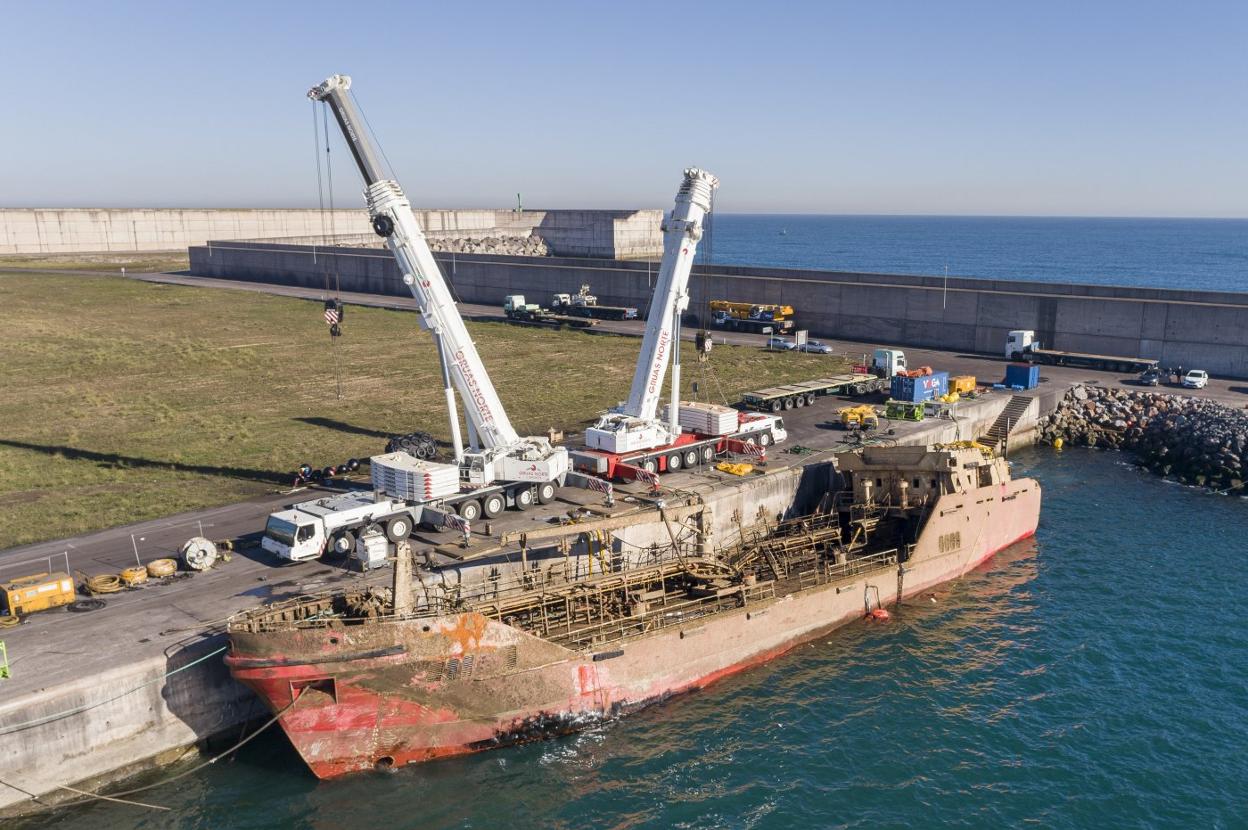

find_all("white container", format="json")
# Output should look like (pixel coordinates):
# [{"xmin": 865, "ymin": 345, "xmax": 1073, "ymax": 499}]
[{"xmin": 369, "ymin": 452, "xmax": 460, "ymax": 502}]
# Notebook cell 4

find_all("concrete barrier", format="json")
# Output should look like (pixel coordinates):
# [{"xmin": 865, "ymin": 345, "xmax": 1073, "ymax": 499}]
[
  {"xmin": 1, "ymin": 208, "xmax": 663, "ymax": 259},
  {"xmin": 189, "ymin": 242, "xmax": 1248, "ymax": 379}
]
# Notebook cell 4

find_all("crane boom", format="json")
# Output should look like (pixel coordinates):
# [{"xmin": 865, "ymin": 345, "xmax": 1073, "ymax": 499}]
[
  {"xmin": 624, "ymin": 168, "xmax": 719, "ymax": 420},
  {"xmin": 584, "ymin": 168, "xmax": 718, "ymax": 455},
  {"xmin": 309, "ymin": 75, "xmax": 520, "ymax": 450}
]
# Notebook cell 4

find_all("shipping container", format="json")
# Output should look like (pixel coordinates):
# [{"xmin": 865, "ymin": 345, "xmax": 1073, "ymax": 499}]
[
  {"xmin": 1004, "ymin": 363, "xmax": 1040, "ymax": 390},
  {"xmin": 889, "ymin": 371, "xmax": 949, "ymax": 403}
]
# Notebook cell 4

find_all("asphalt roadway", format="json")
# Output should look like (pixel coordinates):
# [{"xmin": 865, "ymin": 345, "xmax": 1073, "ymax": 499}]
[{"xmin": 1, "ymin": 266, "xmax": 1245, "ymax": 699}]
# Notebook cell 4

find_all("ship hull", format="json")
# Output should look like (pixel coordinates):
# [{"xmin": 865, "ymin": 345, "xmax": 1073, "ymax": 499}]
[{"xmin": 228, "ymin": 476, "xmax": 1040, "ymax": 779}]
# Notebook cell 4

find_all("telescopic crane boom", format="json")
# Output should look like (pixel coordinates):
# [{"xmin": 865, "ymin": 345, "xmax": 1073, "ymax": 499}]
[
  {"xmin": 585, "ymin": 168, "xmax": 719, "ymax": 454},
  {"xmin": 309, "ymin": 74, "xmax": 567, "ymax": 486}
]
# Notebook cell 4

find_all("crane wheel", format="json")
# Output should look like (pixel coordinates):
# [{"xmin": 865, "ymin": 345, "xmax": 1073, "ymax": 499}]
[
  {"xmin": 759, "ymin": 432, "xmax": 773, "ymax": 447},
  {"xmin": 667, "ymin": 453, "xmax": 682, "ymax": 471},
  {"xmin": 385, "ymin": 517, "xmax": 412, "ymax": 542},
  {"xmin": 536, "ymin": 482, "xmax": 557, "ymax": 504},
  {"xmin": 329, "ymin": 530, "xmax": 355, "ymax": 557},
  {"xmin": 700, "ymin": 446, "xmax": 715, "ymax": 463},
  {"xmin": 514, "ymin": 487, "xmax": 536, "ymax": 511},
  {"xmin": 457, "ymin": 500, "xmax": 482, "ymax": 522},
  {"xmin": 482, "ymin": 493, "xmax": 506, "ymax": 518},
  {"xmin": 683, "ymin": 450, "xmax": 699, "ymax": 467}
]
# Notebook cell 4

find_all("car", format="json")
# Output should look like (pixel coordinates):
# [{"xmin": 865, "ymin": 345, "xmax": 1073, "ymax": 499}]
[
  {"xmin": 796, "ymin": 340, "xmax": 834, "ymax": 355},
  {"xmin": 1137, "ymin": 368, "xmax": 1161, "ymax": 386},
  {"xmin": 1182, "ymin": 369, "xmax": 1209, "ymax": 389},
  {"xmin": 766, "ymin": 337, "xmax": 796, "ymax": 351}
]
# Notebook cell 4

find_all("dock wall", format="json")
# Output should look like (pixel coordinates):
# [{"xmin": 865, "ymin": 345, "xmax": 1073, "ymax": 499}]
[
  {"xmin": 1, "ymin": 209, "xmax": 663, "ymax": 259},
  {"xmin": 188, "ymin": 243, "xmax": 1248, "ymax": 379}
]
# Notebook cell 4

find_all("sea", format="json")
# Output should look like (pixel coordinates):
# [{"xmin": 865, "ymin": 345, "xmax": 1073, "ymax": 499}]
[{"xmin": 28, "ymin": 217, "xmax": 1248, "ymax": 829}]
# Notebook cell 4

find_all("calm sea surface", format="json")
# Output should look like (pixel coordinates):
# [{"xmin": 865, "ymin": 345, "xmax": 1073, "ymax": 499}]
[
  {"xmin": 707, "ymin": 215, "xmax": 1248, "ymax": 293},
  {"xmin": 27, "ymin": 218, "xmax": 1248, "ymax": 828}
]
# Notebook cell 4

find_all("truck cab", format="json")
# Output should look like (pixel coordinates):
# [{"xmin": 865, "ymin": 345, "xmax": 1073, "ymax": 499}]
[
  {"xmin": 871, "ymin": 348, "xmax": 907, "ymax": 377},
  {"xmin": 1005, "ymin": 330, "xmax": 1037, "ymax": 360},
  {"xmin": 262, "ymin": 509, "xmax": 326, "ymax": 562},
  {"xmin": 503, "ymin": 295, "xmax": 538, "ymax": 314}
]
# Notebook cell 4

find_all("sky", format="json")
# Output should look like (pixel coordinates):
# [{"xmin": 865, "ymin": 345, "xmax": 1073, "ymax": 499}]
[{"xmin": 3, "ymin": 0, "xmax": 1246, "ymax": 217}]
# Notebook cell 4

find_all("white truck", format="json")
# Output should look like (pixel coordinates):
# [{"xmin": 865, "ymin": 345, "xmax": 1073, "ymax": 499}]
[
  {"xmin": 870, "ymin": 348, "xmax": 908, "ymax": 377},
  {"xmin": 261, "ymin": 74, "xmax": 570, "ymax": 562}
]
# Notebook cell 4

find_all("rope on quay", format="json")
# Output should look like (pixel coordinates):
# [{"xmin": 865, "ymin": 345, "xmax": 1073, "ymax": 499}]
[{"xmin": 0, "ymin": 646, "xmax": 228, "ymax": 735}]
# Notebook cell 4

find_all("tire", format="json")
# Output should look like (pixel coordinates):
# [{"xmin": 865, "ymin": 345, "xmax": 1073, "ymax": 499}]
[
  {"xmin": 746, "ymin": 436, "xmax": 757, "ymax": 446},
  {"xmin": 457, "ymin": 500, "xmax": 481, "ymax": 522},
  {"xmin": 329, "ymin": 530, "xmax": 355, "ymax": 557},
  {"xmin": 514, "ymin": 487, "xmax": 536, "ymax": 511},
  {"xmin": 806, "ymin": 393, "xmax": 817, "ymax": 406},
  {"xmin": 794, "ymin": 395, "xmax": 805, "ymax": 408},
  {"xmin": 683, "ymin": 449, "xmax": 699, "ymax": 467},
  {"xmin": 536, "ymin": 481, "xmax": 557, "ymax": 504},
  {"xmin": 385, "ymin": 516, "xmax": 411, "ymax": 542},
  {"xmin": 759, "ymin": 432, "xmax": 773, "ymax": 447},
  {"xmin": 783, "ymin": 397, "xmax": 794, "ymax": 410},
  {"xmin": 641, "ymin": 459, "xmax": 658, "ymax": 475},
  {"xmin": 482, "ymin": 493, "xmax": 505, "ymax": 518},
  {"xmin": 667, "ymin": 453, "xmax": 682, "ymax": 471},
  {"xmin": 701, "ymin": 445, "xmax": 715, "ymax": 463},
  {"xmin": 770, "ymin": 400, "xmax": 782, "ymax": 413}
]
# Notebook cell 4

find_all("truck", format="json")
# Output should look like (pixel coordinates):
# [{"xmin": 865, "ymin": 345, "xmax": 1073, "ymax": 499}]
[
  {"xmin": 502, "ymin": 294, "xmax": 597, "ymax": 329},
  {"xmin": 709, "ymin": 300, "xmax": 796, "ymax": 334},
  {"xmin": 869, "ymin": 348, "xmax": 908, "ymax": 377},
  {"xmin": 574, "ymin": 169, "xmax": 787, "ymax": 483},
  {"xmin": 551, "ymin": 285, "xmax": 639, "ymax": 320},
  {"xmin": 738, "ymin": 373, "xmax": 889, "ymax": 412},
  {"xmin": 261, "ymin": 74, "xmax": 572, "ymax": 563},
  {"xmin": 1005, "ymin": 330, "xmax": 1159, "ymax": 374}
]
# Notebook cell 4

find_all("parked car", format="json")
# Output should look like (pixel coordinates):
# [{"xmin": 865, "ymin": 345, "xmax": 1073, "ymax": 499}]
[
  {"xmin": 1137, "ymin": 368, "xmax": 1161, "ymax": 386},
  {"xmin": 1182, "ymin": 369, "xmax": 1209, "ymax": 389},
  {"xmin": 797, "ymin": 340, "xmax": 834, "ymax": 355},
  {"xmin": 766, "ymin": 337, "xmax": 796, "ymax": 351}
]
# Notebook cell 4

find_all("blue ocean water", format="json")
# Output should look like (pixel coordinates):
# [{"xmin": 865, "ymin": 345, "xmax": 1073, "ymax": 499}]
[
  {"xmin": 30, "ymin": 449, "xmax": 1248, "ymax": 829},
  {"xmin": 706, "ymin": 215, "xmax": 1248, "ymax": 293}
]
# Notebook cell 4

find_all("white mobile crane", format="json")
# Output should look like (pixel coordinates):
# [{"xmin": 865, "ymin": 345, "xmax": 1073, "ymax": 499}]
[
  {"xmin": 574, "ymin": 169, "xmax": 786, "ymax": 481},
  {"xmin": 260, "ymin": 74, "xmax": 570, "ymax": 562}
]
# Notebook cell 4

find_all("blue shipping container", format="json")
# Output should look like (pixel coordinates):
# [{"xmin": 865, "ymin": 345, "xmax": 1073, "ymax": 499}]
[
  {"xmin": 890, "ymin": 371, "xmax": 950, "ymax": 402},
  {"xmin": 1004, "ymin": 363, "xmax": 1040, "ymax": 389}
]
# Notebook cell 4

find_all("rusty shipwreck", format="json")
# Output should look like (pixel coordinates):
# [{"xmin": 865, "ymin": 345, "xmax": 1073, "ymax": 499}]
[{"xmin": 226, "ymin": 444, "xmax": 1041, "ymax": 778}]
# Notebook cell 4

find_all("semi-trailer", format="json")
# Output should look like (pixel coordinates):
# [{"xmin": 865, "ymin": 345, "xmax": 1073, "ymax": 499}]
[
  {"xmin": 709, "ymin": 300, "xmax": 796, "ymax": 334},
  {"xmin": 502, "ymin": 295, "xmax": 598, "ymax": 329},
  {"xmin": 551, "ymin": 285, "xmax": 639, "ymax": 320},
  {"xmin": 738, "ymin": 373, "xmax": 888, "ymax": 412},
  {"xmin": 1006, "ymin": 330, "xmax": 1159, "ymax": 373}
]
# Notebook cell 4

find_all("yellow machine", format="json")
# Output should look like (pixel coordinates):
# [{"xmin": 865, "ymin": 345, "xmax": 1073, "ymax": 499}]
[
  {"xmin": 708, "ymin": 300, "xmax": 795, "ymax": 321},
  {"xmin": 838, "ymin": 404, "xmax": 879, "ymax": 430},
  {"xmin": 2, "ymin": 572, "xmax": 76, "ymax": 617},
  {"xmin": 950, "ymin": 375, "xmax": 977, "ymax": 395}
]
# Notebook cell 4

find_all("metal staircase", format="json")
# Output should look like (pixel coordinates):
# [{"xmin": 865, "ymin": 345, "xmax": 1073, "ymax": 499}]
[{"xmin": 984, "ymin": 395, "xmax": 1034, "ymax": 450}]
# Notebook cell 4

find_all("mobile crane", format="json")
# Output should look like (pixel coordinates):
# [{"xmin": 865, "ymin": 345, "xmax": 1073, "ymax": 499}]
[
  {"xmin": 573, "ymin": 169, "xmax": 786, "ymax": 481},
  {"xmin": 260, "ymin": 74, "xmax": 570, "ymax": 562}
]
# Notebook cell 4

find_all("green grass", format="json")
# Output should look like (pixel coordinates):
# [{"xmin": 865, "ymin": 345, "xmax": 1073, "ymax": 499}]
[
  {"xmin": 0, "ymin": 272, "xmax": 846, "ymax": 547},
  {"xmin": 0, "ymin": 252, "xmax": 190, "ymax": 273}
]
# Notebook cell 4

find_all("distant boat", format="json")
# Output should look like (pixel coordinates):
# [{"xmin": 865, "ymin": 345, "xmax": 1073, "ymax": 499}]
[{"xmin": 779, "ymin": 229, "xmax": 788, "ymax": 236}]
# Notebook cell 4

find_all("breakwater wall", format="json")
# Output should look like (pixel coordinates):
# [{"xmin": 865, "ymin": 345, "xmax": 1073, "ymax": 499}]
[
  {"xmin": 188, "ymin": 243, "xmax": 1248, "ymax": 379},
  {"xmin": 1038, "ymin": 385, "xmax": 1248, "ymax": 492},
  {"xmin": 2, "ymin": 209, "xmax": 662, "ymax": 258}
]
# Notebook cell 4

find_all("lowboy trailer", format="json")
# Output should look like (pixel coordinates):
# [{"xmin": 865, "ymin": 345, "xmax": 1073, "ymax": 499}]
[{"xmin": 739, "ymin": 373, "xmax": 888, "ymax": 412}]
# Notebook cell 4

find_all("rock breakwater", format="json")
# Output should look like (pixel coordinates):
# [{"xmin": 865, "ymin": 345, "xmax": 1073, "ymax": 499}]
[{"xmin": 1039, "ymin": 385, "xmax": 1248, "ymax": 492}]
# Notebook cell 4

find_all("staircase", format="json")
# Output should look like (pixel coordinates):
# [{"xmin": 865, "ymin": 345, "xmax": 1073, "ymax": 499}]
[{"xmin": 984, "ymin": 395, "xmax": 1034, "ymax": 450}]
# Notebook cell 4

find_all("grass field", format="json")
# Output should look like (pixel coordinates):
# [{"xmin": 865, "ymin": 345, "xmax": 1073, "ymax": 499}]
[
  {"xmin": 0, "ymin": 271, "xmax": 846, "ymax": 548},
  {"xmin": 0, "ymin": 252, "xmax": 190, "ymax": 273}
]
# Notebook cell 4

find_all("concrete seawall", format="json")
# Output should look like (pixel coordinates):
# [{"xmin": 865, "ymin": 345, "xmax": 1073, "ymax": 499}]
[
  {"xmin": 189, "ymin": 242, "xmax": 1248, "ymax": 379},
  {"xmin": 1, "ymin": 209, "xmax": 662, "ymax": 259}
]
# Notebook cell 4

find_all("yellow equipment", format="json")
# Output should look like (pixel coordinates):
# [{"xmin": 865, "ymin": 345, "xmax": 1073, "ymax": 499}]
[
  {"xmin": 716, "ymin": 462, "xmax": 755, "ymax": 476},
  {"xmin": 951, "ymin": 375, "xmax": 977, "ymax": 395},
  {"xmin": 838, "ymin": 405, "xmax": 879, "ymax": 430},
  {"xmin": 2, "ymin": 572, "xmax": 76, "ymax": 617},
  {"xmin": 708, "ymin": 300, "xmax": 795, "ymax": 321}
]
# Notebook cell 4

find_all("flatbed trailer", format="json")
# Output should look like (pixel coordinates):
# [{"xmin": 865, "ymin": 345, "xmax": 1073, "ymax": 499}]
[
  {"xmin": 1015, "ymin": 347, "xmax": 1159, "ymax": 374},
  {"xmin": 739, "ymin": 373, "xmax": 888, "ymax": 412}
]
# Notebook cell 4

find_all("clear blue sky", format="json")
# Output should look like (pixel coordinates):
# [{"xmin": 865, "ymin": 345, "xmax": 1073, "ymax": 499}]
[{"xmin": 5, "ymin": 0, "xmax": 1246, "ymax": 216}]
